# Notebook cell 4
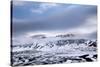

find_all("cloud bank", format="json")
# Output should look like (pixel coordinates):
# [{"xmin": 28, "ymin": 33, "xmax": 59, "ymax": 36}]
[{"xmin": 12, "ymin": 1, "xmax": 97, "ymax": 41}]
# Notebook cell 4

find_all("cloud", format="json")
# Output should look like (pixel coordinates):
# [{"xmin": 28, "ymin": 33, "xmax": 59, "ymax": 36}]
[
  {"xmin": 89, "ymin": 31, "xmax": 97, "ymax": 39},
  {"xmin": 13, "ymin": 18, "xmax": 29, "ymax": 23},
  {"xmin": 65, "ymin": 15, "xmax": 97, "ymax": 38},
  {"xmin": 31, "ymin": 9, "xmax": 43, "ymax": 14},
  {"xmin": 12, "ymin": 1, "xmax": 27, "ymax": 6},
  {"xmin": 13, "ymin": 15, "xmax": 97, "ymax": 40},
  {"xmin": 69, "ymin": 16, "xmax": 97, "ymax": 33},
  {"xmin": 31, "ymin": 3, "xmax": 59, "ymax": 14},
  {"xmin": 26, "ymin": 15, "xmax": 97, "ymax": 38},
  {"xmin": 40, "ymin": 3, "xmax": 58, "ymax": 9},
  {"xmin": 12, "ymin": 2, "xmax": 97, "ymax": 40}
]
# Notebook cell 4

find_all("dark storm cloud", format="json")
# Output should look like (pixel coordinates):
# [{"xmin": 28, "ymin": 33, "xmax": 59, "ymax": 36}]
[{"xmin": 12, "ymin": 2, "xmax": 97, "ymax": 37}]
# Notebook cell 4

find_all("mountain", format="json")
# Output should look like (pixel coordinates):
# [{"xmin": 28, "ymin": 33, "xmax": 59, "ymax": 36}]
[
  {"xmin": 56, "ymin": 34, "xmax": 75, "ymax": 38},
  {"xmin": 12, "ymin": 34, "xmax": 97, "ymax": 52},
  {"xmin": 30, "ymin": 34, "xmax": 47, "ymax": 39},
  {"xmin": 12, "ymin": 34, "xmax": 97, "ymax": 66}
]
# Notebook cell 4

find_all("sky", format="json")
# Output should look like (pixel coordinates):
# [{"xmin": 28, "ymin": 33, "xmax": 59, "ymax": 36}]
[{"xmin": 12, "ymin": 1, "xmax": 97, "ymax": 43}]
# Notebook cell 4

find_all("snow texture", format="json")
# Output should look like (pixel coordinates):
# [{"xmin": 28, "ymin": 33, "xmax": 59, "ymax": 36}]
[{"xmin": 11, "ymin": 34, "xmax": 97, "ymax": 66}]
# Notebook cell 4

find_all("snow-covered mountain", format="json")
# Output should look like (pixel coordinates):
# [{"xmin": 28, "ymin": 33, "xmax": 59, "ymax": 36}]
[
  {"xmin": 11, "ymin": 34, "xmax": 97, "ymax": 66},
  {"xmin": 56, "ymin": 34, "xmax": 75, "ymax": 38},
  {"xmin": 30, "ymin": 34, "xmax": 47, "ymax": 39},
  {"xmin": 12, "ymin": 34, "xmax": 97, "ymax": 52}
]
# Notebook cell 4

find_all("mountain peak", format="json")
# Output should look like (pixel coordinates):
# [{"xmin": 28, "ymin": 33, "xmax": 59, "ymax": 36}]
[
  {"xmin": 56, "ymin": 33, "xmax": 75, "ymax": 38},
  {"xmin": 30, "ymin": 34, "xmax": 46, "ymax": 39}
]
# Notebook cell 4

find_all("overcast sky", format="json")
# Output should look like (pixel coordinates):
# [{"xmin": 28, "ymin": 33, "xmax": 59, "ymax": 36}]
[{"xmin": 12, "ymin": 1, "xmax": 97, "ymax": 42}]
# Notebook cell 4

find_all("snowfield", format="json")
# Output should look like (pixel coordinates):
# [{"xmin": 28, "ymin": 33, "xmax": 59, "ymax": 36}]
[{"xmin": 11, "ymin": 35, "xmax": 97, "ymax": 66}]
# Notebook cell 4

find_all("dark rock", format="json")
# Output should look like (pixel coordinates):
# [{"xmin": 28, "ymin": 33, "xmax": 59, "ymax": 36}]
[
  {"xmin": 79, "ymin": 54, "xmax": 89, "ymax": 59},
  {"xmin": 93, "ymin": 54, "xmax": 97, "ymax": 59},
  {"xmin": 84, "ymin": 58, "xmax": 93, "ymax": 62}
]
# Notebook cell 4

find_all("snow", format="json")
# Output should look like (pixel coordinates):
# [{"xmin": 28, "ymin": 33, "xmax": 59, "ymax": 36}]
[{"xmin": 11, "ymin": 34, "xmax": 97, "ymax": 66}]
